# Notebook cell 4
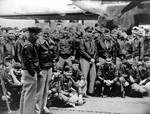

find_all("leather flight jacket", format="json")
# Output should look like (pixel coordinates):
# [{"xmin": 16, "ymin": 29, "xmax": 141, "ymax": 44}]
[{"xmin": 22, "ymin": 40, "xmax": 40, "ymax": 76}]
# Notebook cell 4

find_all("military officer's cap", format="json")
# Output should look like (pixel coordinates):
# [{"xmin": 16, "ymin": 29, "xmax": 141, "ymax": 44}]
[
  {"xmin": 84, "ymin": 26, "xmax": 94, "ymax": 32},
  {"xmin": 28, "ymin": 27, "xmax": 41, "ymax": 34}
]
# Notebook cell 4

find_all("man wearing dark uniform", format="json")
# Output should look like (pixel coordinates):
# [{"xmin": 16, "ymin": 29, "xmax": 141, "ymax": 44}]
[
  {"xmin": 36, "ymin": 28, "xmax": 55, "ymax": 114},
  {"xmin": 79, "ymin": 26, "xmax": 97, "ymax": 96},
  {"xmin": 20, "ymin": 27, "xmax": 41, "ymax": 114}
]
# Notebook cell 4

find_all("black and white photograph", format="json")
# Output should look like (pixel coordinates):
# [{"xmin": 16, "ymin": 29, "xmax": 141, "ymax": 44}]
[{"xmin": 0, "ymin": 0, "xmax": 150, "ymax": 114}]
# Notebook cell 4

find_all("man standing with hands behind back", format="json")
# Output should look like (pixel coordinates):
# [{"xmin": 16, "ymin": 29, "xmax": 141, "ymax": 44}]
[
  {"xmin": 36, "ymin": 27, "xmax": 55, "ymax": 114},
  {"xmin": 20, "ymin": 27, "xmax": 41, "ymax": 114}
]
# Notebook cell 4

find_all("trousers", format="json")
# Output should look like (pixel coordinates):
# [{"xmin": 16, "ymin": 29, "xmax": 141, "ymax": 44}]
[
  {"xmin": 20, "ymin": 70, "xmax": 37, "ymax": 114},
  {"xmin": 36, "ymin": 68, "xmax": 52, "ymax": 113},
  {"xmin": 80, "ymin": 58, "xmax": 96, "ymax": 94}
]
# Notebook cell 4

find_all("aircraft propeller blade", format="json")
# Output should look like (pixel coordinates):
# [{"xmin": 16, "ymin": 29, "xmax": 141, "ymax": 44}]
[{"xmin": 121, "ymin": 0, "xmax": 143, "ymax": 15}]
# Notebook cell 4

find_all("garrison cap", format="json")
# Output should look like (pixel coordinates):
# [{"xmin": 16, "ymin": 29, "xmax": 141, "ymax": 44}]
[{"xmin": 28, "ymin": 27, "xmax": 41, "ymax": 34}]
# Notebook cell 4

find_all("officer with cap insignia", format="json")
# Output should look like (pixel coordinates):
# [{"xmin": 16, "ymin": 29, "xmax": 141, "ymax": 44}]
[
  {"xmin": 79, "ymin": 26, "xmax": 97, "ymax": 96},
  {"xmin": 20, "ymin": 27, "xmax": 41, "ymax": 114}
]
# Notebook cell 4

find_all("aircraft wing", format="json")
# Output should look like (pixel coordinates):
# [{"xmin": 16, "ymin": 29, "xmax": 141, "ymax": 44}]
[
  {"xmin": 121, "ymin": 0, "xmax": 146, "ymax": 14},
  {"xmin": 0, "ymin": 12, "xmax": 98, "ymax": 20},
  {"xmin": 0, "ymin": 0, "xmax": 99, "ymax": 20}
]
